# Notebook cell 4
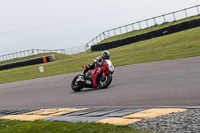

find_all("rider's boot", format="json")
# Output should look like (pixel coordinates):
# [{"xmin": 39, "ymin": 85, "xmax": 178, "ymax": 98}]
[
  {"xmin": 82, "ymin": 68, "xmax": 89, "ymax": 77},
  {"xmin": 79, "ymin": 68, "xmax": 88, "ymax": 81}
]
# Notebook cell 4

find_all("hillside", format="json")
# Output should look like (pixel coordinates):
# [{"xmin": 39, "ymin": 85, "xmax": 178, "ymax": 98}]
[
  {"xmin": 0, "ymin": 26, "xmax": 200, "ymax": 84},
  {"xmin": 97, "ymin": 15, "xmax": 200, "ymax": 45}
]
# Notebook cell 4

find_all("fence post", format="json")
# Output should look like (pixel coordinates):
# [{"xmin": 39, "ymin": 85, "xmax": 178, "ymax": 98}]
[
  {"xmin": 173, "ymin": 12, "xmax": 176, "ymax": 21},
  {"xmin": 132, "ymin": 24, "xmax": 134, "ymax": 31},
  {"xmin": 107, "ymin": 30, "xmax": 110, "ymax": 37},
  {"xmin": 114, "ymin": 29, "xmax": 116, "ymax": 36},
  {"xmin": 99, "ymin": 34, "xmax": 102, "ymax": 42},
  {"xmin": 92, "ymin": 39, "xmax": 95, "ymax": 45},
  {"xmin": 154, "ymin": 18, "xmax": 156, "ymax": 25},
  {"xmin": 184, "ymin": 9, "xmax": 188, "ymax": 18},
  {"xmin": 139, "ymin": 22, "xmax": 141, "ymax": 29},
  {"xmin": 146, "ymin": 20, "xmax": 149, "ymax": 27},
  {"xmin": 103, "ymin": 32, "xmax": 106, "ymax": 40},
  {"xmin": 119, "ymin": 27, "xmax": 122, "ymax": 34},
  {"xmin": 96, "ymin": 37, "xmax": 98, "ymax": 44},
  {"xmin": 163, "ymin": 15, "xmax": 166, "ymax": 23},
  {"xmin": 197, "ymin": 6, "xmax": 200, "ymax": 15},
  {"xmin": 125, "ymin": 26, "xmax": 128, "ymax": 32}
]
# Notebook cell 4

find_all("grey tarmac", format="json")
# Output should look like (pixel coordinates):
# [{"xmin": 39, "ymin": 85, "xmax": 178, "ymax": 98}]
[{"xmin": 0, "ymin": 56, "xmax": 200, "ymax": 109}]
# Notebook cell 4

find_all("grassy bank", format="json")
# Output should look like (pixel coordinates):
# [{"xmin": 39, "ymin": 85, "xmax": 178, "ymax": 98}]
[
  {"xmin": 0, "ymin": 26, "xmax": 200, "ymax": 84},
  {"xmin": 98, "ymin": 15, "xmax": 200, "ymax": 44},
  {"xmin": 0, "ymin": 119, "xmax": 149, "ymax": 133}
]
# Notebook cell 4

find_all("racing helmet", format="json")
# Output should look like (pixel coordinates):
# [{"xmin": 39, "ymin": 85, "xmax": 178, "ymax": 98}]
[{"xmin": 102, "ymin": 51, "xmax": 110, "ymax": 60}]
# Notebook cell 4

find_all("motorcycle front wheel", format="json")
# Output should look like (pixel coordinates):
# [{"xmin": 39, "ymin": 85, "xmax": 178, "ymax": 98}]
[
  {"xmin": 71, "ymin": 75, "xmax": 83, "ymax": 92},
  {"xmin": 98, "ymin": 73, "xmax": 112, "ymax": 89}
]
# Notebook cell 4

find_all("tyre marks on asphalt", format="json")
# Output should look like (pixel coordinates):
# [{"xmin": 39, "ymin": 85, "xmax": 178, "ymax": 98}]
[{"xmin": 44, "ymin": 108, "xmax": 144, "ymax": 123}]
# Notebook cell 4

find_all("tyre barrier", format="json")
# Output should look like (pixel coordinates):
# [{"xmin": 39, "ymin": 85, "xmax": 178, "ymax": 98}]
[
  {"xmin": 0, "ymin": 55, "xmax": 55, "ymax": 71},
  {"xmin": 91, "ymin": 18, "xmax": 200, "ymax": 51}
]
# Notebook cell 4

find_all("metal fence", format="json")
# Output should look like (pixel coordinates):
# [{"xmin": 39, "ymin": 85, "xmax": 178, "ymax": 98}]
[
  {"xmin": 0, "ymin": 45, "xmax": 89, "ymax": 62},
  {"xmin": 85, "ymin": 5, "xmax": 200, "ymax": 48},
  {"xmin": 1, "ymin": 5, "xmax": 200, "ymax": 62}
]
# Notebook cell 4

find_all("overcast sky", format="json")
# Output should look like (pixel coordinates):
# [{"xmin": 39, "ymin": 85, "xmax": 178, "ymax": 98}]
[{"xmin": 0, "ymin": 0, "xmax": 199, "ymax": 55}]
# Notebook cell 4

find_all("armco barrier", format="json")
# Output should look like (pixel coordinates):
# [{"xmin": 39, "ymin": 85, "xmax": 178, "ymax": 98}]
[
  {"xmin": 0, "ymin": 55, "xmax": 55, "ymax": 71},
  {"xmin": 91, "ymin": 18, "xmax": 200, "ymax": 51}
]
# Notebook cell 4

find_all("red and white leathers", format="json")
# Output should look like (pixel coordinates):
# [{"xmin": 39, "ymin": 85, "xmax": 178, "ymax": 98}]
[{"xmin": 82, "ymin": 56, "xmax": 105, "ymax": 76}]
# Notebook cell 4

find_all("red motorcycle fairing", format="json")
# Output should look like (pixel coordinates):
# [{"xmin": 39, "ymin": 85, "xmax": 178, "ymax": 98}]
[{"xmin": 88, "ymin": 63, "xmax": 109, "ymax": 88}]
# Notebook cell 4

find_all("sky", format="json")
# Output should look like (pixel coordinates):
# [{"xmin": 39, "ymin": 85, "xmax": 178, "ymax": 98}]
[{"xmin": 0, "ymin": 0, "xmax": 200, "ymax": 55}]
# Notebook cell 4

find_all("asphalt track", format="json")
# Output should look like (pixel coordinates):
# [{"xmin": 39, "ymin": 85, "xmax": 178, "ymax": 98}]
[{"xmin": 0, "ymin": 56, "xmax": 200, "ymax": 109}]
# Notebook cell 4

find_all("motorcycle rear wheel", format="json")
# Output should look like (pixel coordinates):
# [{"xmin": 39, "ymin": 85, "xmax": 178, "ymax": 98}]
[
  {"xmin": 98, "ymin": 73, "xmax": 112, "ymax": 89},
  {"xmin": 71, "ymin": 75, "xmax": 83, "ymax": 92}
]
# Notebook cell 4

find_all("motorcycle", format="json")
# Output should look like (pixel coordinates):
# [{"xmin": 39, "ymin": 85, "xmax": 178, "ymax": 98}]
[{"xmin": 71, "ymin": 60, "xmax": 114, "ymax": 92}]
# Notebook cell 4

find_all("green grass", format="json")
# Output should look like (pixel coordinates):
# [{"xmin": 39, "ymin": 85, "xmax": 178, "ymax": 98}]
[
  {"xmin": 98, "ymin": 15, "xmax": 200, "ymax": 44},
  {"xmin": 0, "ymin": 119, "xmax": 149, "ymax": 133},
  {"xmin": 0, "ymin": 26, "xmax": 200, "ymax": 84}
]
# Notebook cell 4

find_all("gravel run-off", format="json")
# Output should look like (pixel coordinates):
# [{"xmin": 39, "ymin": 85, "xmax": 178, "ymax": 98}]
[{"xmin": 129, "ymin": 109, "xmax": 200, "ymax": 133}]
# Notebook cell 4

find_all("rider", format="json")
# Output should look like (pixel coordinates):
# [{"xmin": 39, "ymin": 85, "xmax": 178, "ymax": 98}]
[{"xmin": 81, "ymin": 51, "xmax": 110, "ymax": 77}]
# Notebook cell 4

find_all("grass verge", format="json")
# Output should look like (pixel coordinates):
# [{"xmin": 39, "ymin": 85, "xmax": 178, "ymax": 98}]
[
  {"xmin": 0, "ymin": 26, "xmax": 200, "ymax": 84},
  {"xmin": 0, "ymin": 119, "xmax": 149, "ymax": 133}
]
